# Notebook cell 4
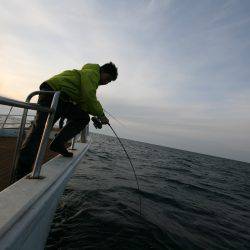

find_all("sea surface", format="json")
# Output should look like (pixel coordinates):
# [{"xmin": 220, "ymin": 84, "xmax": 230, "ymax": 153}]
[{"xmin": 43, "ymin": 133, "xmax": 250, "ymax": 250}]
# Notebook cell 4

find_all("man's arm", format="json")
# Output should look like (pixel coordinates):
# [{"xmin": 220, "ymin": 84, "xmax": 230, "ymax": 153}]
[{"xmin": 79, "ymin": 70, "xmax": 105, "ymax": 117}]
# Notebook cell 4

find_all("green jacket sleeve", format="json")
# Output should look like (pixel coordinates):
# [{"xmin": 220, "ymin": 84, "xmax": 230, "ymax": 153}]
[{"xmin": 79, "ymin": 70, "xmax": 104, "ymax": 117}]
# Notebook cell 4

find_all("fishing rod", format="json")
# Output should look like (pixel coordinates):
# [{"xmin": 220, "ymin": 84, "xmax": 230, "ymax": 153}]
[{"xmin": 92, "ymin": 117, "xmax": 142, "ymax": 216}]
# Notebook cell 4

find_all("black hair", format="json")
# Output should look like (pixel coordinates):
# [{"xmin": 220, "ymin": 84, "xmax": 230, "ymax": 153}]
[{"xmin": 100, "ymin": 62, "xmax": 118, "ymax": 81}]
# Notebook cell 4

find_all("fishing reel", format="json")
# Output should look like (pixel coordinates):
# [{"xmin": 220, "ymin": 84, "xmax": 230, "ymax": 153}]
[{"xmin": 91, "ymin": 117, "xmax": 102, "ymax": 129}]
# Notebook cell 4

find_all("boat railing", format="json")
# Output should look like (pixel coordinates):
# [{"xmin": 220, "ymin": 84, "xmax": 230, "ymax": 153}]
[
  {"xmin": 0, "ymin": 105, "xmax": 35, "ymax": 129},
  {"xmin": 0, "ymin": 91, "xmax": 60, "ymax": 182},
  {"xmin": 69, "ymin": 125, "xmax": 89, "ymax": 150},
  {"xmin": 0, "ymin": 92, "xmax": 92, "ymax": 249}
]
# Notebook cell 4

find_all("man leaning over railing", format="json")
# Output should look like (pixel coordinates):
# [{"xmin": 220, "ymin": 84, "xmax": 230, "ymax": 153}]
[{"xmin": 15, "ymin": 62, "xmax": 118, "ymax": 180}]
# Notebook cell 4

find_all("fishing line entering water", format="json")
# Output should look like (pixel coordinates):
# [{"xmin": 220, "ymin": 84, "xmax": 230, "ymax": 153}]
[{"xmin": 108, "ymin": 123, "xmax": 142, "ymax": 216}]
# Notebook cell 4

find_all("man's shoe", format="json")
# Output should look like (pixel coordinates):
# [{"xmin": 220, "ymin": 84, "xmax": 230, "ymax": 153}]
[{"xmin": 50, "ymin": 141, "xmax": 73, "ymax": 157}]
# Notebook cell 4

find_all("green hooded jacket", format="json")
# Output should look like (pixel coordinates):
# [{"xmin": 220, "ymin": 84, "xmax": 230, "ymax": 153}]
[{"xmin": 46, "ymin": 63, "xmax": 104, "ymax": 117}]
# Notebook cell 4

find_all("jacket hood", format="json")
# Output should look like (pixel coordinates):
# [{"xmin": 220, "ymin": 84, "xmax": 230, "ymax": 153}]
[
  {"xmin": 81, "ymin": 63, "xmax": 100, "ymax": 72},
  {"xmin": 81, "ymin": 63, "xmax": 100, "ymax": 87}
]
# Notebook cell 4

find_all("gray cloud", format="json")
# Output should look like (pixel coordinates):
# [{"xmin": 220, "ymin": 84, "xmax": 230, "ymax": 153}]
[{"xmin": 0, "ymin": 0, "xmax": 250, "ymax": 162}]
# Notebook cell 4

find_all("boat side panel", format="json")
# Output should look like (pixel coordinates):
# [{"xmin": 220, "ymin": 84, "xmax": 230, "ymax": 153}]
[{"xmin": 0, "ymin": 140, "xmax": 91, "ymax": 249}]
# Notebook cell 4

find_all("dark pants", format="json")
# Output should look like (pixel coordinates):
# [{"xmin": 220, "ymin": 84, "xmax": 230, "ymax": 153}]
[{"xmin": 15, "ymin": 82, "xmax": 90, "ymax": 179}]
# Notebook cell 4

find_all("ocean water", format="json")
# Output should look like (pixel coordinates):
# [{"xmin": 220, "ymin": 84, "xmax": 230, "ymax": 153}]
[{"xmin": 45, "ymin": 133, "xmax": 250, "ymax": 250}]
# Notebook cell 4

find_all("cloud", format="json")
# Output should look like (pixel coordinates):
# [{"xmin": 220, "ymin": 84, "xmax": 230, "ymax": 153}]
[{"xmin": 0, "ymin": 0, "xmax": 250, "ymax": 162}]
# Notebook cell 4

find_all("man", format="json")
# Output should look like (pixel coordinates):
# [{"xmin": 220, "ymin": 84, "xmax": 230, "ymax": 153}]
[{"xmin": 15, "ymin": 62, "xmax": 118, "ymax": 180}]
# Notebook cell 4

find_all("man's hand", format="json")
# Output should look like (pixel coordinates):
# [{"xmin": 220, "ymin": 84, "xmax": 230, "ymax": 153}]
[
  {"xmin": 99, "ymin": 115, "xmax": 109, "ymax": 125},
  {"xmin": 92, "ymin": 117, "xmax": 102, "ymax": 129}
]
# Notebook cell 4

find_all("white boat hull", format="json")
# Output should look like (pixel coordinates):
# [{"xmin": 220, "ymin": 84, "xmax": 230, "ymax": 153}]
[{"xmin": 0, "ymin": 139, "xmax": 91, "ymax": 249}]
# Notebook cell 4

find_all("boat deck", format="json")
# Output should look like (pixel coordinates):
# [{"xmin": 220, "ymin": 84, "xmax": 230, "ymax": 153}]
[{"xmin": 0, "ymin": 137, "xmax": 58, "ymax": 191}]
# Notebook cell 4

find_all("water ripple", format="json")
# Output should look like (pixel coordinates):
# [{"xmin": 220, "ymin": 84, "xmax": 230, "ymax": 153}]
[{"xmin": 46, "ymin": 133, "xmax": 250, "ymax": 250}]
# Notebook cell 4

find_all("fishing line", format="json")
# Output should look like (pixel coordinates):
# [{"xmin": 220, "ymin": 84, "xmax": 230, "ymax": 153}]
[
  {"xmin": 108, "ymin": 123, "xmax": 142, "ymax": 216},
  {"xmin": 103, "ymin": 109, "xmax": 126, "ymax": 128}
]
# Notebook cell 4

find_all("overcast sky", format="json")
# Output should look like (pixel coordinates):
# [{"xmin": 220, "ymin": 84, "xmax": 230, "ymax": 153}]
[{"xmin": 0, "ymin": 0, "xmax": 250, "ymax": 162}]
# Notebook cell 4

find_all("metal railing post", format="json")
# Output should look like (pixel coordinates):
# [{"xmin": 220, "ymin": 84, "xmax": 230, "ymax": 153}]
[
  {"xmin": 10, "ymin": 93, "xmax": 46, "ymax": 183},
  {"xmin": 70, "ymin": 136, "xmax": 77, "ymax": 150},
  {"xmin": 29, "ymin": 92, "xmax": 60, "ymax": 178},
  {"xmin": 71, "ymin": 123, "xmax": 90, "ymax": 149},
  {"xmin": 7, "ymin": 91, "xmax": 58, "ymax": 183},
  {"xmin": 80, "ymin": 124, "xmax": 89, "ymax": 143},
  {"xmin": 1, "ymin": 106, "xmax": 13, "ymax": 128}
]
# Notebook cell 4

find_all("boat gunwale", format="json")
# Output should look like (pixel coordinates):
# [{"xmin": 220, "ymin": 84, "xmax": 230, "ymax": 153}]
[{"xmin": 0, "ymin": 137, "xmax": 91, "ymax": 247}]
